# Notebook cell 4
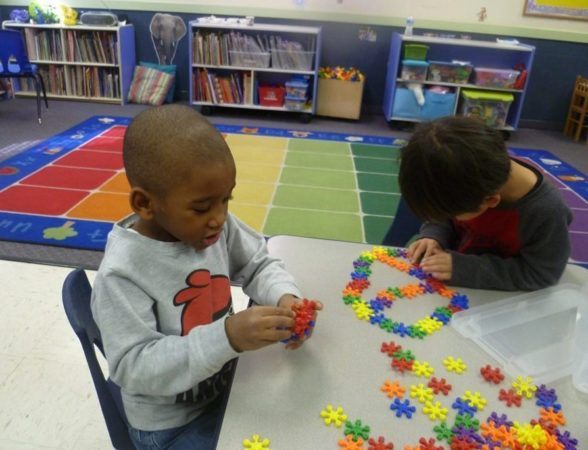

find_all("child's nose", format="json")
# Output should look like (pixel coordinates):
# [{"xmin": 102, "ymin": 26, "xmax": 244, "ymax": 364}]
[{"xmin": 208, "ymin": 205, "xmax": 227, "ymax": 229}]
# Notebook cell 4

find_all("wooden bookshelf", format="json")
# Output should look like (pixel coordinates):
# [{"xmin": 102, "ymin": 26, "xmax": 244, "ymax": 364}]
[{"xmin": 1, "ymin": 21, "xmax": 135, "ymax": 104}]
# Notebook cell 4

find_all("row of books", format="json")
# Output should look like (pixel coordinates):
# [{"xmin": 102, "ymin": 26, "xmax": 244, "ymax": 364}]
[
  {"xmin": 19, "ymin": 66, "xmax": 120, "ymax": 99},
  {"xmin": 192, "ymin": 68, "xmax": 252, "ymax": 104},
  {"xmin": 22, "ymin": 29, "xmax": 63, "ymax": 61},
  {"xmin": 65, "ymin": 31, "xmax": 119, "ymax": 65},
  {"xmin": 192, "ymin": 31, "xmax": 315, "ymax": 70},
  {"xmin": 20, "ymin": 29, "xmax": 118, "ymax": 64}
]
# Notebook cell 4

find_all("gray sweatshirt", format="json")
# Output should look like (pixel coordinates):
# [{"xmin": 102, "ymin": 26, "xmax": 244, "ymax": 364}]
[
  {"xmin": 418, "ymin": 165, "xmax": 572, "ymax": 291},
  {"xmin": 91, "ymin": 213, "xmax": 301, "ymax": 431}
]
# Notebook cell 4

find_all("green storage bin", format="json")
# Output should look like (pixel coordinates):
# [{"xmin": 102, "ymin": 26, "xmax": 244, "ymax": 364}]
[{"xmin": 403, "ymin": 44, "xmax": 429, "ymax": 61}]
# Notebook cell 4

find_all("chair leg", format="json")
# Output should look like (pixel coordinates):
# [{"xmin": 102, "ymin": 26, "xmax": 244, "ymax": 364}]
[
  {"xmin": 32, "ymin": 76, "xmax": 42, "ymax": 124},
  {"xmin": 37, "ymin": 74, "xmax": 48, "ymax": 108}
]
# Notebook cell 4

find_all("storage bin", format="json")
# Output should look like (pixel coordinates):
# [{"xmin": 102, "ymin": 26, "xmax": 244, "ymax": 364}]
[
  {"xmin": 284, "ymin": 95, "xmax": 307, "ymax": 111},
  {"xmin": 451, "ymin": 283, "xmax": 588, "ymax": 389},
  {"xmin": 258, "ymin": 86, "xmax": 285, "ymax": 107},
  {"xmin": 403, "ymin": 44, "xmax": 429, "ymax": 60},
  {"xmin": 271, "ymin": 49, "xmax": 315, "ymax": 71},
  {"xmin": 427, "ymin": 61, "xmax": 473, "ymax": 84},
  {"xmin": 285, "ymin": 79, "xmax": 309, "ymax": 100},
  {"xmin": 421, "ymin": 90, "xmax": 456, "ymax": 119},
  {"xmin": 391, "ymin": 87, "xmax": 421, "ymax": 119},
  {"xmin": 229, "ymin": 50, "xmax": 270, "ymax": 68},
  {"xmin": 474, "ymin": 67, "xmax": 520, "ymax": 89},
  {"xmin": 400, "ymin": 59, "xmax": 429, "ymax": 81},
  {"xmin": 316, "ymin": 78, "xmax": 364, "ymax": 119},
  {"xmin": 461, "ymin": 90, "xmax": 513, "ymax": 128}
]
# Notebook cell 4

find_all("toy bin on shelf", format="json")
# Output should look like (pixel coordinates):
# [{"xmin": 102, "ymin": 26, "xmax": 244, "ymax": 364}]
[
  {"xmin": 391, "ymin": 87, "xmax": 421, "ymax": 119},
  {"xmin": 316, "ymin": 78, "xmax": 364, "ymax": 120},
  {"xmin": 285, "ymin": 79, "xmax": 309, "ymax": 100},
  {"xmin": 427, "ymin": 61, "xmax": 473, "ymax": 84},
  {"xmin": 403, "ymin": 44, "xmax": 428, "ymax": 60},
  {"xmin": 474, "ymin": 67, "xmax": 520, "ymax": 89},
  {"xmin": 258, "ymin": 86, "xmax": 285, "ymax": 107},
  {"xmin": 271, "ymin": 50, "xmax": 315, "ymax": 71},
  {"xmin": 400, "ymin": 60, "xmax": 429, "ymax": 81},
  {"xmin": 461, "ymin": 90, "xmax": 513, "ymax": 128},
  {"xmin": 229, "ymin": 50, "xmax": 270, "ymax": 68},
  {"xmin": 420, "ymin": 90, "xmax": 456, "ymax": 120},
  {"xmin": 284, "ymin": 95, "xmax": 307, "ymax": 111}
]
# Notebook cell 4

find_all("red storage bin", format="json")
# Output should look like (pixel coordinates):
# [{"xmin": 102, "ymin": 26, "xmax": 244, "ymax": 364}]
[{"xmin": 258, "ymin": 86, "xmax": 285, "ymax": 107}]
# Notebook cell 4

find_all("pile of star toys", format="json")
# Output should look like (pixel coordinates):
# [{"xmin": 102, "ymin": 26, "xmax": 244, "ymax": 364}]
[{"xmin": 282, "ymin": 298, "xmax": 319, "ymax": 344}]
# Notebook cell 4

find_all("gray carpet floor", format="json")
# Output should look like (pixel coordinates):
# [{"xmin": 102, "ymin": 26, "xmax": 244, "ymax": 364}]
[{"xmin": 0, "ymin": 97, "xmax": 586, "ymax": 268}]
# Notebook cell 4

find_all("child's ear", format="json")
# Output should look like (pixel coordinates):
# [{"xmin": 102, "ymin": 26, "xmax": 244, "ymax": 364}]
[
  {"xmin": 484, "ymin": 194, "xmax": 501, "ymax": 208},
  {"xmin": 129, "ymin": 187, "xmax": 154, "ymax": 220}
]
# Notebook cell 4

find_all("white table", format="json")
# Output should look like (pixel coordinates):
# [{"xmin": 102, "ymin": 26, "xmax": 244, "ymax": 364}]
[{"xmin": 217, "ymin": 236, "xmax": 588, "ymax": 449}]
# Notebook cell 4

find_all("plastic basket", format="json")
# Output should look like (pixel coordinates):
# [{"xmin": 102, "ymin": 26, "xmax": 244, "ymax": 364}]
[
  {"xmin": 271, "ymin": 50, "xmax": 314, "ymax": 71},
  {"xmin": 403, "ymin": 44, "xmax": 429, "ymax": 60},
  {"xmin": 229, "ymin": 51, "xmax": 270, "ymax": 68}
]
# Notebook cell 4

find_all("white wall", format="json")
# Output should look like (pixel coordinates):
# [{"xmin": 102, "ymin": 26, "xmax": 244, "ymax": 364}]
[{"xmin": 135, "ymin": 0, "xmax": 588, "ymax": 34}]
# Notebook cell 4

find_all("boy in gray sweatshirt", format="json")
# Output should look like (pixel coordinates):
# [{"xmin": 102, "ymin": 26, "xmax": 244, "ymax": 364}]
[
  {"xmin": 91, "ymin": 105, "xmax": 321, "ymax": 449},
  {"xmin": 398, "ymin": 116, "xmax": 572, "ymax": 291}
]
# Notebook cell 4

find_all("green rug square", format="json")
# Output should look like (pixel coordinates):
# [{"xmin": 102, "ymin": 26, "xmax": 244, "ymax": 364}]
[
  {"xmin": 273, "ymin": 185, "xmax": 359, "ymax": 212},
  {"xmin": 280, "ymin": 167, "xmax": 357, "ymax": 189},
  {"xmin": 360, "ymin": 192, "xmax": 400, "ymax": 216},
  {"xmin": 363, "ymin": 215, "xmax": 395, "ymax": 245},
  {"xmin": 286, "ymin": 152, "xmax": 354, "ymax": 171},
  {"xmin": 354, "ymin": 157, "xmax": 400, "ymax": 174},
  {"xmin": 351, "ymin": 143, "xmax": 400, "ymax": 159},
  {"xmin": 288, "ymin": 139, "xmax": 350, "ymax": 155},
  {"xmin": 357, "ymin": 173, "xmax": 399, "ymax": 193},
  {"xmin": 264, "ymin": 207, "xmax": 363, "ymax": 242}
]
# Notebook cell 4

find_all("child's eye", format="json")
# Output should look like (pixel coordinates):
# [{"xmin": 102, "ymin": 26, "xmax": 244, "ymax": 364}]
[{"xmin": 193, "ymin": 207, "xmax": 210, "ymax": 214}]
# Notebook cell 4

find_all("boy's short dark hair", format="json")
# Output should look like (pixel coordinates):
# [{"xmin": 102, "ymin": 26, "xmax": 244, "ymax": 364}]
[
  {"xmin": 398, "ymin": 116, "xmax": 511, "ymax": 222},
  {"xmin": 123, "ymin": 105, "xmax": 233, "ymax": 196}
]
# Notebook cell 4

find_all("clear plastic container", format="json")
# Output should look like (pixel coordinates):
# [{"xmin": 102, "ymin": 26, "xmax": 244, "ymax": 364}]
[
  {"xmin": 400, "ymin": 59, "xmax": 429, "ymax": 81},
  {"xmin": 427, "ymin": 60, "xmax": 472, "ymax": 84},
  {"xmin": 285, "ymin": 79, "xmax": 309, "ymax": 100},
  {"xmin": 474, "ymin": 67, "xmax": 520, "ymax": 89},
  {"xmin": 284, "ymin": 95, "xmax": 307, "ymax": 111},
  {"xmin": 461, "ymin": 89, "xmax": 513, "ymax": 128},
  {"xmin": 451, "ymin": 283, "xmax": 588, "ymax": 390},
  {"xmin": 229, "ymin": 51, "xmax": 270, "ymax": 68},
  {"xmin": 271, "ymin": 50, "xmax": 315, "ymax": 71}
]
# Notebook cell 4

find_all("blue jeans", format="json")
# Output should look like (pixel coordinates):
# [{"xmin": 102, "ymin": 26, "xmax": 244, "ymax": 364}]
[{"xmin": 128, "ymin": 396, "xmax": 223, "ymax": 450}]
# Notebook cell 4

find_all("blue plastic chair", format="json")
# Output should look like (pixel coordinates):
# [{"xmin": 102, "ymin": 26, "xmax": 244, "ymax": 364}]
[
  {"xmin": 381, "ymin": 196, "xmax": 422, "ymax": 247},
  {"xmin": 62, "ymin": 269, "xmax": 135, "ymax": 450},
  {"xmin": 0, "ymin": 29, "xmax": 48, "ymax": 123}
]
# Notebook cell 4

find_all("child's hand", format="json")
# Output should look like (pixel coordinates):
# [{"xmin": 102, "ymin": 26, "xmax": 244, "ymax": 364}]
[
  {"xmin": 279, "ymin": 295, "xmax": 324, "ymax": 350},
  {"xmin": 420, "ymin": 251, "xmax": 452, "ymax": 281},
  {"xmin": 225, "ymin": 306, "xmax": 295, "ymax": 352},
  {"xmin": 407, "ymin": 238, "xmax": 442, "ymax": 264}
]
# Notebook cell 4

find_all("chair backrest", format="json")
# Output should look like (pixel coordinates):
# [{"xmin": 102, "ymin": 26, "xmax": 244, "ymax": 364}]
[
  {"xmin": 381, "ymin": 196, "xmax": 422, "ymax": 247},
  {"xmin": 62, "ymin": 269, "xmax": 135, "ymax": 450},
  {"xmin": 0, "ymin": 29, "xmax": 32, "ymax": 74}
]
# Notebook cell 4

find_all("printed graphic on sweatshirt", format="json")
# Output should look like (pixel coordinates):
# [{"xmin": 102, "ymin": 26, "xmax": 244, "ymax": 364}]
[{"xmin": 173, "ymin": 269, "xmax": 232, "ymax": 336}]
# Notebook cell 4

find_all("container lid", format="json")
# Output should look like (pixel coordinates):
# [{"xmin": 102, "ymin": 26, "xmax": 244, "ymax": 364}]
[
  {"xmin": 429, "ymin": 60, "xmax": 472, "ymax": 67},
  {"xmin": 475, "ymin": 67, "xmax": 520, "ymax": 74},
  {"xmin": 284, "ymin": 95, "xmax": 306, "ymax": 101},
  {"xmin": 402, "ymin": 59, "xmax": 429, "ymax": 66},
  {"xmin": 451, "ymin": 283, "xmax": 588, "ymax": 391},
  {"xmin": 285, "ymin": 80, "xmax": 309, "ymax": 87},
  {"xmin": 462, "ymin": 90, "xmax": 514, "ymax": 101}
]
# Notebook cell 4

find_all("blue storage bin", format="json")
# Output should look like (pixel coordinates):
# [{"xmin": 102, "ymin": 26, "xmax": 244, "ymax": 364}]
[
  {"xmin": 420, "ymin": 90, "xmax": 456, "ymax": 119},
  {"xmin": 391, "ymin": 87, "xmax": 421, "ymax": 119}
]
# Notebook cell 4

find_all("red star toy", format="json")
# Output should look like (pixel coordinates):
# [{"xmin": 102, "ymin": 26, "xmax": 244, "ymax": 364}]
[
  {"xmin": 380, "ymin": 341, "xmax": 402, "ymax": 357},
  {"xmin": 480, "ymin": 365, "xmax": 505, "ymax": 384},
  {"xmin": 498, "ymin": 388, "xmax": 522, "ymax": 407},
  {"xmin": 427, "ymin": 377, "xmax": 452, "ymax": 396}
]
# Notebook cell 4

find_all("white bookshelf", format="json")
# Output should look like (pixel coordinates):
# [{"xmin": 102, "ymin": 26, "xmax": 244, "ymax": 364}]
[
  {"xmin": 2, "ymin": 21, "xmax": 135, "ymax": 104},
  {"xmin": 189, "ymin": 20, "xmax": 321, "ymax": 118}
]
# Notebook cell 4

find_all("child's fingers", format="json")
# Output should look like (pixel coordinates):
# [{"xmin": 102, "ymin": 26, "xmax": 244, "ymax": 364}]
[{"xmin": 430, "ymin": 271, "xmax": 451, "ymax": 280}]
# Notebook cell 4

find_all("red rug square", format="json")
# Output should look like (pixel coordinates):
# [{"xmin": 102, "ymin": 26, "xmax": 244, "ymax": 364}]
[
  {"xmin": 79, "ymin": 136, "xmax": 123, "ymax": 152},
  {"xmin": 102, "ymin": 126, "xmax": 127, "ymax": 138},
  {"xmin": 0, "ymin": 185, "xmax": 88, "ymax": 215},
  {"xmin": 55, "ymin": 150, "xmax": 124, "ymax": 170},
  {"xmin": 20, "ymin": 166, "xmax": 117, "ymax": 190}
]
